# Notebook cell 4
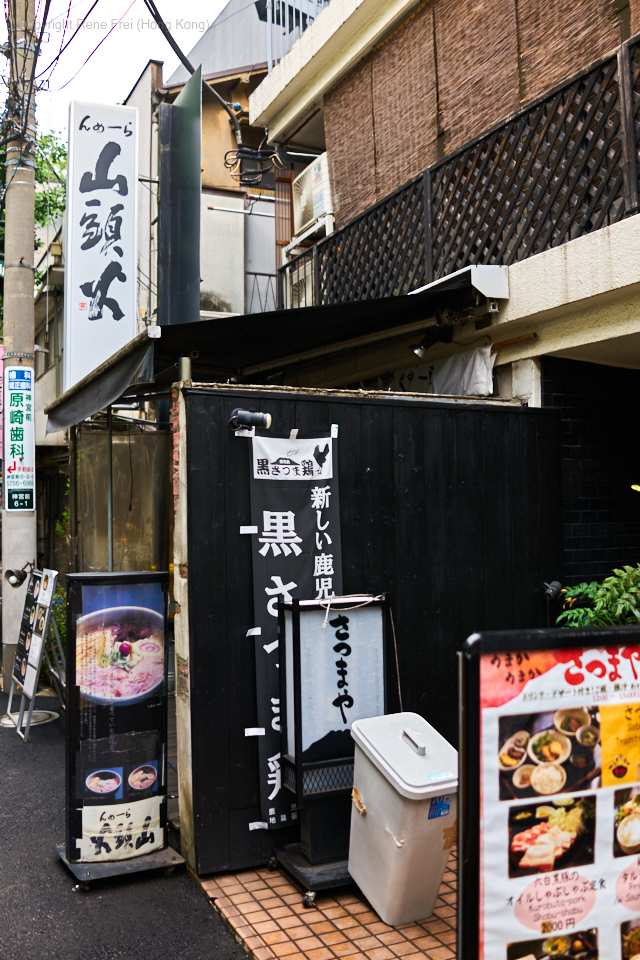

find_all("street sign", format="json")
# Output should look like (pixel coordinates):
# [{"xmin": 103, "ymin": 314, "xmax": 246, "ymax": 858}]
[
  {"xmin": 64, "ymin": 101, "xmax": 138, "ymax": 390},
  {"xmin": 3, "ymin": 365, "xmax": 35, "ymax": 511}
]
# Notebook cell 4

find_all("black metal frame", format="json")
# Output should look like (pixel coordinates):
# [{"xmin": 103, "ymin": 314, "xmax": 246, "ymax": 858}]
[
  {"xmin": 458, "ymin": 624, "xmax": 640, "ymax": 959},
  {"xmin": 65, "ymin": 571, "xmax": 170, "ymax": 864},
  {"xmin": 278, "ymin": 595, "xmax": 388, "ymax": 810},
  {"xmin": 279, "ymin": 34, "xmax": 640, "ymax": 308}
]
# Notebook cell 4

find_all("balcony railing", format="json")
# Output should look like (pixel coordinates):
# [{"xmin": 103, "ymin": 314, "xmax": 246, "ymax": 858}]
[
  {"xmin": 278, "ymin": 35, "xmax": 640, "ymax": 309},
  {"xmin": 267, "ymin": 0, "xmax": 330, "ymax": 72}
]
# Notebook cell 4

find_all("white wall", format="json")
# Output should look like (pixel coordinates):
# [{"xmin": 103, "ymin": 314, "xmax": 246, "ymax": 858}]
[{"xmin": 200, "ymin": 191, "xmax": 246, "ymax": 314}]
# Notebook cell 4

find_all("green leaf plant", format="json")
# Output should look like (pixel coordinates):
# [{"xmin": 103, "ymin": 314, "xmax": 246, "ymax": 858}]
[{"xmin": 557, "ymin": 565, "xmax": 640, "ymax": 627}]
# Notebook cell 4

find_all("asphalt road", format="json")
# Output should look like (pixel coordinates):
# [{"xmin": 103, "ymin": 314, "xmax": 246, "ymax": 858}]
[{"xmin": 0, "ymin": 692, "xmax": 245, "ymax": 960}]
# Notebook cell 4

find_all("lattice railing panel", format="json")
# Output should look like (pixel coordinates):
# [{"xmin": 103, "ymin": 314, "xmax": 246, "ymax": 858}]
[
  {"xmin": 278, "ymin": 40, "xmax": 640, "ymax": 307},
  {"xmin": 317, "ymin": 178, "xmax": 425, "ymax": 304},
  {"xmin": 431, "ymin": 56, "xmax": 624, "ymax": 279},
  {"xmin": 628, "ymin": 37, "xmax": 640, "ymax": 189}
]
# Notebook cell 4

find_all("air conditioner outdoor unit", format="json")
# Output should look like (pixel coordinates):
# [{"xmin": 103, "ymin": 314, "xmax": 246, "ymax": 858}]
[
  {"xmin": 290, "ymin": 261, "xmax": 314, "ymax": 308},
  {"xmin": 292, "ymin": 152, "xmax": 333, "ymax": 235}
]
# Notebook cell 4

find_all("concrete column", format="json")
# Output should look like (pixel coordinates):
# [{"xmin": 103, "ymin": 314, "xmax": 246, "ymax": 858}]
[{"xmin": 2, "ymin": 0, "xmax": 37, "ymax": 690}]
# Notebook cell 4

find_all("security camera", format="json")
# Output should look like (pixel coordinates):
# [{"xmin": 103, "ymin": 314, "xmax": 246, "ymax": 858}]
[{"xmin": 228, "ymin": 408, "xmax": 272, "ymax": 434}]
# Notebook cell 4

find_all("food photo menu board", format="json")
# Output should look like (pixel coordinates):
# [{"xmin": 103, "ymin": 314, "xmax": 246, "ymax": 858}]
[
  {"xmin": 459, "ymin": 627, "xmax": 640, "ymax": 960},
  {"xmin": 65, "ymin": 572, "xmax": 169, "ymax": 864},
  {"xmin": 12, "ymin": 568, "xmax": 57, "ymax": 699}
]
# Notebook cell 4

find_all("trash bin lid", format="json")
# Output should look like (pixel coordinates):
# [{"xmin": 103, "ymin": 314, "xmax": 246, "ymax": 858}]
[{"xmin": 351, "ymin": 712, "xmax": 458, "ymax": 800}]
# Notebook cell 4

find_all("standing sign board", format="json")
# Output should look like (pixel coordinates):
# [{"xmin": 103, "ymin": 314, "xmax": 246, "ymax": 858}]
[
  {"xmin": 65, "ymin": 572, "xmax": 168, "ymax": 863},
  {"xmin": 64, "ymin": 101, "xmax": 138, "ymax": 391},
  {"xmin": 4, "ymin": 365, "xmax": 35, "ymax": 510},
  {"xmin": 247, "ymin": 432, "xmax": 343, "ymax": 829},
  {"xmin": 279, "ymin": 597, "xmax": 386, "ymax": 805},
  {"xmin": 7, "ymin": 568, "xmax": 58, "ymax": 740},
  {"xmin": 460, "ymin": 626, "xmax": 640, "ymax": 959}
]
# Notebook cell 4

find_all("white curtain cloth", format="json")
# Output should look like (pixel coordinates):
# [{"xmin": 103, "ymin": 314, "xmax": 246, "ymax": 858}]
[{"xmin": 391, "ymin": 345, "xmax": 496, "ymax": 397}]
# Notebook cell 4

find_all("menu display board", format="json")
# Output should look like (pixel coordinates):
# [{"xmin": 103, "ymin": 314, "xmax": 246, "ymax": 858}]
[
  {"xmin": 460, "ymin": 627, "xmax": 640, "ymax": 960},
  {"xmin": 65, "ymin": 572, "xmax": 168, "ymax": 863},
  {"xmin": 12, "ymin": 569, "xmax": 58, "ymax": 699}
]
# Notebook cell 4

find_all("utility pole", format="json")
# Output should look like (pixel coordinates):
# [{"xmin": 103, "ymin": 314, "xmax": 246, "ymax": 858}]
[{"xmin": 2, "ymin": 0, "xmax": 37, "ymax": 691}]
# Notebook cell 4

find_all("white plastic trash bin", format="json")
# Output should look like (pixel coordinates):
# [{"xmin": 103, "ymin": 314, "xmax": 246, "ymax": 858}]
[{"xmin": 349, "ymin": 712, "xmax": 458, "ymax": 927}]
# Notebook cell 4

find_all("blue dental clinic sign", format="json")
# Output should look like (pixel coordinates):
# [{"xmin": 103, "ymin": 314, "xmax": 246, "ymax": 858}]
[{"xmin": 4, "ymin": 366, "xmax": 35, "ymax": 511}]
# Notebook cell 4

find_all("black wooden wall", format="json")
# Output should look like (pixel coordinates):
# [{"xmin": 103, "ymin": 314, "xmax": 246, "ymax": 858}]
[{"xmin": 184, "ymin": 387, "xmax": 563, "ymax": 874}]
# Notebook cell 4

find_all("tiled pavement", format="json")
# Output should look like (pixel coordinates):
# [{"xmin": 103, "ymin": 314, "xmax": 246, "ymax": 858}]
[{"xmin": 195, "ymin": 848, "xmax": 457, "ymax": 960}]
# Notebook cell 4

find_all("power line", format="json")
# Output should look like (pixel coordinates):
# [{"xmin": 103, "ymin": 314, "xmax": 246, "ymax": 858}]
[
  {"xmin": 48, "ymin": 0, "xmax": 137, "ymax": 91},
  {"xmin": 35, "ymin": 0, "xmax": 101, "ymax": 79}
]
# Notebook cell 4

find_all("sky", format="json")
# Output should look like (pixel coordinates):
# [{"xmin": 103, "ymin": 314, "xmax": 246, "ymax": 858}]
[{"xmin": 1, "ymin": 0, "xmax": 229, "ymax": 140}]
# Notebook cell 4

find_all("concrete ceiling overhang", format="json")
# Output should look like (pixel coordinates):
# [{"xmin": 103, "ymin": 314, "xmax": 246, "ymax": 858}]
[{"xmin": 551, "ymin": 330, "xmax": 640, "ymax": 369}]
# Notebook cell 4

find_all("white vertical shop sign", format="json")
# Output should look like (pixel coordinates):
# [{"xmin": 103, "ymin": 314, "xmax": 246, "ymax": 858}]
[
  {"xmin": 4, "ymin": 366, "xmax": 35, "ymax": 511},
  {"xmin": 64, "ymin": 101, "xmax": 138, "ymax": 391}
]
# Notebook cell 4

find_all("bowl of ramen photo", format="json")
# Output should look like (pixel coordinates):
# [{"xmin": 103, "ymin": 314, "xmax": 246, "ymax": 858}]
[
  {"xmin": 76, "ymin": 606, "xmax": 164, "ymax": 705},
  {"xmin": 85, "ymin": 770, "xmax": 122, "ymax": 795},
  {"xmin": 129, "ymin": 764, "xmax": 157, "ymax": 791}
]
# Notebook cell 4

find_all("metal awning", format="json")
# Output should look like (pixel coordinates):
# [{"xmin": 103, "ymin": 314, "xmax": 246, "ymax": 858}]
[
  {"xmin": 45, "ymin": 329, "xmax": 160, "ymax": 434},
  {"xmin": 45, "ymin": 266, "xmax": 509, "ymax": 432}
]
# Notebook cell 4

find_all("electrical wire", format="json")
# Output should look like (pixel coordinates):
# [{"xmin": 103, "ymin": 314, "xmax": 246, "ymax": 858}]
[
  {"xmin": 41, "ymin": 0, "xmax": 74, "ymax": 84},
  {"xmin": 48, "ymin": 0, "xmax": 136, "ymax": 91},
  {"xmin": 35, "ymin": 0, "xmax": 101, "ymax": 79},
  {"xmin": 141, "ymin": 0, "xmax": 244, "ymax": 146}
]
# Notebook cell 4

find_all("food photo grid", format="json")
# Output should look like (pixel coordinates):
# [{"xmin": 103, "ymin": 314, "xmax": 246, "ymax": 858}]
[
  {"xmin": 83, "ymin": 760, "xmax": 158, "ymax": 803},
  {"xmin": 506, "ymin": 929, "xmax": 598, "ymax": 960},
  {"xmin": 474, "ymin": 640, "xmax": 640, "ymax": 960},
  {"xmin": 499, "ymin": 708, "xmax": 602, "ymax": 800}
]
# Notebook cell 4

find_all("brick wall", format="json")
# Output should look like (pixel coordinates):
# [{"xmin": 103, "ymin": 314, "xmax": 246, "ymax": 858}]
[
  {"xmin": 541, "ymin": 356, "xmax": 640, "ymax": 585},
  {"xmin": 324, "ymin": 0, "xmax": 637, "ymax": 228}
]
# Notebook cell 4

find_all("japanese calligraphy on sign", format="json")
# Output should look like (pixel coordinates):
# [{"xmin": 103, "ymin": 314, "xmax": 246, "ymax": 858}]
[
  {"xmin": 291, "ymin": 603, "xmax": 385, "ymax": 758},
  {"xmin": 79, "ymin": 797, "xmax": 162, "ymax": 862},
  {"xmin": 248, "ymin": 434, "xmax": 343, "ymax": 827},
  {"xmin": 64, "ymin": 102, "xmax": 138, "ymax": 391},
  {"xmin": 4, "ymin": 366, "xmax": 35, "ymax": 511},
  {"xmin": 473, "ymin": 639, "xmax": 640, "ymax": 957}
]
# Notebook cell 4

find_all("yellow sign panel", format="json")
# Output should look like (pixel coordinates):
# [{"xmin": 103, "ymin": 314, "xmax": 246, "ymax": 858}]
[{"xmin": 600, "ymin": 702, "xmax": 640, "ymax": 786}]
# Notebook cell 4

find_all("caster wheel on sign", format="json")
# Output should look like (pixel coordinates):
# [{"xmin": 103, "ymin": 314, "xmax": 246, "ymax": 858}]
[
  {"xmin": 267, "ymin": 857, "xmax": 278, "ymax": 872},
  {"xmin": 78, "ymin": 882, "xmax": 90, "ymax": 892},
  {"xmin": 164, "ymin": 866, "xmax": 175, "ymax": 876},
  {"xmin": 302, "ymin": 891, "xmax": 316, "ymax": 908}
]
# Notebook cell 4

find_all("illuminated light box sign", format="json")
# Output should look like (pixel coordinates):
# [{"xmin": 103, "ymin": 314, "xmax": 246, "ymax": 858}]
[
  {"xmin": 4, "ymin": 365, "xmax": 35, "ymax": 511},
  {"xmin": 279, "ymin": 596, "xmax": 386, "ymax": 807},
  {"xmin": 64, "ymin": 101, "xmax": 138, "ymax": 391},
  {"xmin": 459, "ymin": 627, "xmax": 640, "ymax": 960},
  {"xmin": 65, "ymin": 572, "xmax": 168, "ymax": 863}
]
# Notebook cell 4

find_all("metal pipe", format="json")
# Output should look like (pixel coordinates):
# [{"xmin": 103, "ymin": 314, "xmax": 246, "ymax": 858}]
[
  {"xmin": 69, "ymin": 424, "xmax": 78, "ymax": 574},
  {"xmin": 107, "ymin": 406, "xmax": 114, "ymax": 572},
  {"xmin": 267, "ymin": 0, "xmax": 273, "ymax": 71}
]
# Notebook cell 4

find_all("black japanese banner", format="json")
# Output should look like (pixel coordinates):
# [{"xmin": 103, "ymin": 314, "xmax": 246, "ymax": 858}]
[{"xmin": 248, "ymin": 434, "xmax": 343, "ymax": 828}]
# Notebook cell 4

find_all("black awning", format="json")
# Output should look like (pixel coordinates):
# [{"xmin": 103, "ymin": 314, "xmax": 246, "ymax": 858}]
[
  {"xmin": 45, "ymin": 333, "xmax": 156, "ymax": 434},
  {"xmin": 45, "ymin": 266, "xmax": 509, "ymax": 431}
]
